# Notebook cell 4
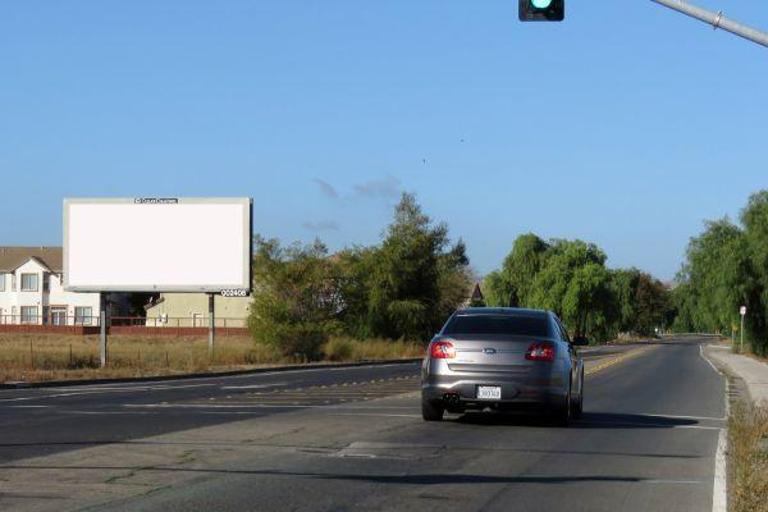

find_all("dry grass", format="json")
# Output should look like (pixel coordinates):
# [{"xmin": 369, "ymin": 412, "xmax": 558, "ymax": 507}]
[
  {"xmin": 0, "ymin": 333, "xmax": 423, "ymax": 383},
  {"xmin": 730, "ymin": 400, "xmax": 768, "ymax": 512},
  {"xmin": 323, "ymin": 336, "xmax": 425, "ymax": 362}
]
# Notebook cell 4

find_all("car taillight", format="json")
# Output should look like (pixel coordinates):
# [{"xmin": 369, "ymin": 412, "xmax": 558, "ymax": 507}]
[
  {"xmin": 429, "ymin": 339, "xmax": 456, "ymax": 359},
  {"xmin": 525, "ymin": 342, "xmax": 555, "ymax": 362}
]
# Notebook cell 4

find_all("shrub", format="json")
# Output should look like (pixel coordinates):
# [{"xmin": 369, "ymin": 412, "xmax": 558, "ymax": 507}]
[{"xmin": 322, "ymin": 337, "xmax": 355, "ymax": 361}]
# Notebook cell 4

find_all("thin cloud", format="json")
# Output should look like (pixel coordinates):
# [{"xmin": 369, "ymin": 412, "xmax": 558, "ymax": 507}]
[
  {"xmin": 313, "ymin": 178, "xmax": 339, "ymax": 199},
  {"xmin": 302, "ymin": 220, "xmax": 340, "ymax": 232},
  {"xmin": 353, "ymin": 176, "xmax": 402, "ymax": 199}
]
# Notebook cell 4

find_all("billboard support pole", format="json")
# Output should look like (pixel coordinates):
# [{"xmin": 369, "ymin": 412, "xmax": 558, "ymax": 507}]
[
  {"xmin": 208, "ymin": 294, "xmax": 215, "ymax": 360},
  {"xmin": 99, "ymin": 292, "xmax": 108, "ymax": 367}
]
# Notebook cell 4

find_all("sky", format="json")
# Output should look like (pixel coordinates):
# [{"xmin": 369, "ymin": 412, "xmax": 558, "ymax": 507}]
[{"xmin": 1, "ymin": 1, "xmax": 767, "ymax": 281}]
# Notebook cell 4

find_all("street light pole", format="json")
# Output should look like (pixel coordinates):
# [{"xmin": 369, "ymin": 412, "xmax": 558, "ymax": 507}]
[
  {"xmin": 740, "ymin": 312, "xmax": 745, "ymax": 353},
  {"xmin": 651, "ymin": 0, "xmax": 768, "ymax": 48},
  {"xmin": 739, "ymin": 305, "xmax": 747, "ymax": 353}
]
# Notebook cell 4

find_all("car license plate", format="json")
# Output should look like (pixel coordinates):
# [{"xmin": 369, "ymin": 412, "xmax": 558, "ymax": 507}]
[{"xmin": 477, "ymin": 386, "xmax": 502, "ymax": 400}]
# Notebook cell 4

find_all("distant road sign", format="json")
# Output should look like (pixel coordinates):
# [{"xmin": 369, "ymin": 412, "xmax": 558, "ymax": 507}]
[{"xmin": 740, "ymin": 306, "xmax": 747, "ymax": 316}]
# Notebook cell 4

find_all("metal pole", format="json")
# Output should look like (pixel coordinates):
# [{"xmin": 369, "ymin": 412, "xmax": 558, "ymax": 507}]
[
  {"xmin": 651, "ymin": 0, "xmax": 768, "ymax": 48},
  {"xmin": 99, "ymin": 292, "xmax": 108, "ymax": 367},
  {"xmin": 740, "ymin": 313, "xmax": 745, "ymax": 353},
  {"xmin": 208, "ymin": 294, "xmax": 215, "ymax": 359}
]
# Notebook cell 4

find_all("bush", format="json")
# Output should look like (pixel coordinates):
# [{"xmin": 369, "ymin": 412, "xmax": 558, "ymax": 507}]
[
  {"xmin": 322, "ymin": 337, "xmax": 354, "ymax": 361},
  {"xmin": 248, "ymin": 238, "xmax": 341, "ymax": 361},
  {"xmin": 270, "ymin": 325, "xmax": 328, "ymax": 361}
]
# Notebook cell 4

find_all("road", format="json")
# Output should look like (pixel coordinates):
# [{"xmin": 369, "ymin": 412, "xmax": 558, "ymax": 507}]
[{"xmin": 0, "ymin": 338, "xmax": 726, "ymax": 512}]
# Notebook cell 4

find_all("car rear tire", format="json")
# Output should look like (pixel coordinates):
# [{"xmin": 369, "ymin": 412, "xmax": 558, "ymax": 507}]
[
  {"xmin": 422, "ymin": 399, "xmax": 445, "ymax": 422},
  {"xmin": 554, "ymin": 387, "xmax": 571, "ymax": 427},
  {"xmin": 572, "ymin": 371, "xmax": 584, "ymax": 420}
]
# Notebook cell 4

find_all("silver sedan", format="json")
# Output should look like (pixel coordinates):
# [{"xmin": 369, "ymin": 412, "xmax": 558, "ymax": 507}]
[{"xmin": 421, "ymin": 307, "xmax": 586, "ymax": 425}]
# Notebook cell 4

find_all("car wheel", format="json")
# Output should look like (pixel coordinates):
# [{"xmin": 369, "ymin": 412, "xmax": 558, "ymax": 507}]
[
  {"xmin": 422, "ymin": 399, "xmax": 445, "ymax": 422},
  {"xmin": 554, "ymin": 386, "xmax": 571, "ymax": 427},
  {"xmin": 573, "ymin": 370, "xmax": 584, "ymax": 419},
  {"xmin": 571, "ymin": 371, "xmax": 584, "ymax": 420}
]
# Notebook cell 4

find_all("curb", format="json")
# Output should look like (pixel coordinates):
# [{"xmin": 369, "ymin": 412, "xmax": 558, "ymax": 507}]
[{"xmin": 0, "ymin": 358, "xmax": 424, "ymax": 390}]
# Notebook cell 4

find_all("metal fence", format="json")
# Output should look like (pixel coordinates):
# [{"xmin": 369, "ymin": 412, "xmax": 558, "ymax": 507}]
[
  {"xmin": 0, "ymin": 314, "xmax": 99, "ymax": 327},
  {"xmin": 0, "ymin": 316, "xmax": 249, "ymax": 337}
]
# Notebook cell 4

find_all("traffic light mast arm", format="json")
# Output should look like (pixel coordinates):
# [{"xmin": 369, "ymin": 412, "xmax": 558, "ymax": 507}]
[{"xmin": 651, "ymin": 0, "xmax": 768, "ymax": 48}]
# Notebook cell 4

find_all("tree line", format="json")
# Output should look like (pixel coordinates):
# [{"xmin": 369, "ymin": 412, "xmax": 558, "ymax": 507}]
[
  {"xmin": 249, "ymin": 191, "xmax": 678, "ymax": 357},
  {"xmin": 671, "ymin": 191, "xmax": 768, "ymax": 355},
  {"xmin": 482, "ymin": 234, "xmax": 671, "ymax": 343},
  {"xmin": 248, "ymin": 193, "xmax": 473, "ymax": 359}
]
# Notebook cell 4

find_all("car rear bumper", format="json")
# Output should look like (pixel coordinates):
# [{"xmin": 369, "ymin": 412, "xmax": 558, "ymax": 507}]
[{"xmin": 421, "ymin": 359, "xmax": 568, "ymax": 410}]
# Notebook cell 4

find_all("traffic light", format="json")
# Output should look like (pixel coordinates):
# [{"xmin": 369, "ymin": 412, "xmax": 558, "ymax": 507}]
[{"xmin": 519, "ymin": 0, "xmax": 564, "ymax": 22}]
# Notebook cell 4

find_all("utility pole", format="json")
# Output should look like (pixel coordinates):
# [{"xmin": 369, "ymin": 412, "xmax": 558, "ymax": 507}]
[{"xmin": 651, "ymin": 0, "xmax": 768, "ymax": 48}]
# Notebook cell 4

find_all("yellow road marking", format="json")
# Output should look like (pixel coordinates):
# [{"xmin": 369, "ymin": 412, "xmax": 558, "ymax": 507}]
[{"xmin": 585, "ymin": 345, "xmax": 656, "ymax": 376}]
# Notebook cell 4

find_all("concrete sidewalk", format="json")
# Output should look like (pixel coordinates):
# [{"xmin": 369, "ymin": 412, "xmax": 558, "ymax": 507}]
[{"xmin": 707, "ymin": 344, "xmax": 768, "ymax": 404}]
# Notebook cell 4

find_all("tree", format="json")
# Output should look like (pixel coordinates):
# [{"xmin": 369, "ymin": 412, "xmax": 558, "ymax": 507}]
[
  {"xmin": 483, "ymin": 233, "xmax": 549, "ymax": 307},
  {"xmin": 677, "ymin": 218, "xmax": 752, "ymax": 335},
  {"xmin": 562, "ymin": 263, "xmax": 617, "ymax": 341},
  {"xmin": 248, "ymin": 237, "xmax": 343, "ymax": 360},
  {"xmin": 741, "ymin": 191, "xmax": 768, "ymax": 354},
  {"xmin": 485, "ymin": 234, "xmax": 670, "ymax": 343},
  {"xmin": 632, "ymin": 273, "xmax": 669, "ymax": 336},
  {"xmin": 528, "ymin": 239, "xmax": 607, "ymax": 317},
  {"xmin": 364, "ymin": 192, "xmax": 469, "ymax": 340}
]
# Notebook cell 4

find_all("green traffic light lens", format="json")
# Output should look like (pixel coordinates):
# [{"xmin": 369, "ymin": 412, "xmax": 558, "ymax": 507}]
[{"xmin": 531, "ymin": 0, "xmax": 553, "ymax": 8}]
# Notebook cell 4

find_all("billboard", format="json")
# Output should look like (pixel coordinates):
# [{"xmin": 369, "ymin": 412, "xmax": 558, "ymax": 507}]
[{"xmin": 64, "ymin": 197, "xmax": 252, "ymax": 293}]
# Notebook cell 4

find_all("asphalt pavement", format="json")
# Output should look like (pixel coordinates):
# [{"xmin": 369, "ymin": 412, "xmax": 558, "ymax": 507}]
[{"xmin": 0, "ymin": 338, "xmax": 726, "ymax": 512}]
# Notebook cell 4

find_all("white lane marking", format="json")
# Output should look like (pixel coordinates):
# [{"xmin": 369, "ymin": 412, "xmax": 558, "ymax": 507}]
[
  {"xmin": 632, "ymin": 412, "xmax": 726, "ymax": 422},
  {"xmin": 672, "ymin": 425, "xmax": 723, "ymax": 431},
  {"xmin": 0, "ymin": 391, "xmax": 104, "ymax": 403},
  {"xmin": 123, "ymin": 403, "xmax": 418, "ymax": 410},
  {"xmin": 585, "ymin": 420, "xmax": 721, "ymax": 431},
  {"xmin": 699, "ymin": 343, "xmax": 730, "ymax": 418},
  {"xmin": 62, "ymin": 410, "xmax": 156, "ymax": 415},
  {"xmin": 713, "ymin": 428, "xmax": 728, "ymax": 512},
  {"xmin": 700, "ymin": 344, "xmax": 724, "ymax": 376},
  {"xmin": 643, "ymin": 480, "xmax": 706, "ymax": 485},
  {"xmin": 54, "ymin": 383, "xmax": 217, "ymax": 392},
  {"xmin": 9, "ymin": 405, "xmax": 50, "ymax": 408},
  {"xmin": 220, "ymin": 383, "xmax": 288, "ymax": 390},
  {"xmin": 330, "ymin": 413, "xmax": 422, "ymax": 418},
  {"xmin": 0, "ymin": 383, "xmax": 218, "ymax": 403},
  {"xmin": 127, "ymin": 403, "xmax": 321, "ymax": 409}
]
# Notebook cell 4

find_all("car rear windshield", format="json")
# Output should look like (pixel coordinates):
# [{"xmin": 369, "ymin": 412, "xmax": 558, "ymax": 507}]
[{"xmin": 443, "ymin": 315, "xmax": 550, "ymax": 337}]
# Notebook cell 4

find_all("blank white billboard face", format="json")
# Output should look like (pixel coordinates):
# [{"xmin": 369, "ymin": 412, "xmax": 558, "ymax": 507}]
[{"xmin": 64, "ymin": 198, "xmax": 251, "ymax": 292}]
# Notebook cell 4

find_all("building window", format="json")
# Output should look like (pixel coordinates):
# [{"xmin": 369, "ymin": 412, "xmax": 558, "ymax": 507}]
[
  {"xmin": 11, "ymin": 275, "xmax": 16, "ymax": 291},
  {"xmin": 74, "ymin": 307, "xmax": 93, "ymax": 326},
  {"xmin": 51, "ymin": 307, "xmax": 68, "ymax": 326},
  {"xmin": 20, "ymin": 306, "xmax": 38, "ymax": 324},
  {"xmin": 0, "ymin": 274, "xmax": 5, "ymax": 292},
  {"xmin": 21, "ymin": 273, "xmax": 39, "ymax": 292},
  {"xmin": 43, "ymin": 273, "xmax": 50, "ymax": 292}
]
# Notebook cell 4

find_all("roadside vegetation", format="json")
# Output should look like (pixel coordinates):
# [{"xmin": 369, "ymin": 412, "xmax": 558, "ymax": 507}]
[
  {"xmin": 248, "ymin": 192, "xmax": 473, "ymax": 360},
  {"xmin": 729, "ymin": 400, "xmax": 768, "ymax": 512},
  {"xmin": 482, "ymin": 234, "xmax": 671, "ymax": 343},
  {"xmin": 672, "ymin": 190, "xmax": 768, "ymax": 356},
  {"xmin": 3, "ymin": 191, "xmax": 689, "ymax": 381},
  {"xmin": 0, "ymin": 333, "xmax": 422, "ymax": 383}
]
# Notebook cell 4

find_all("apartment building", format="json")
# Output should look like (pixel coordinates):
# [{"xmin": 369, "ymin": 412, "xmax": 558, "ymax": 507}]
[{"xmin": 0, "ymin": 247, "xmax": 101, "ymax": 325}]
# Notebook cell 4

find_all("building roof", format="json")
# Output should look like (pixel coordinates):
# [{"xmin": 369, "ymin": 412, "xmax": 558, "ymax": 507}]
[{"xmin": 0, "ymin": 247, "xmax": 63, "ymax": 273}]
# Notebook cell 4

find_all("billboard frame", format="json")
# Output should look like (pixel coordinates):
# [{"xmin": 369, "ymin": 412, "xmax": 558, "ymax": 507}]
[{"xmin": 63, "ymin": 197, "xmax": 253, "ymax": 294}]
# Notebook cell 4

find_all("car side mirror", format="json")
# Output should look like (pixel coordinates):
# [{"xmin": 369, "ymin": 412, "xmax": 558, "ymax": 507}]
[{"xmin": 572, "ymin": 336, "xmax": 589, "ymax": 346}]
